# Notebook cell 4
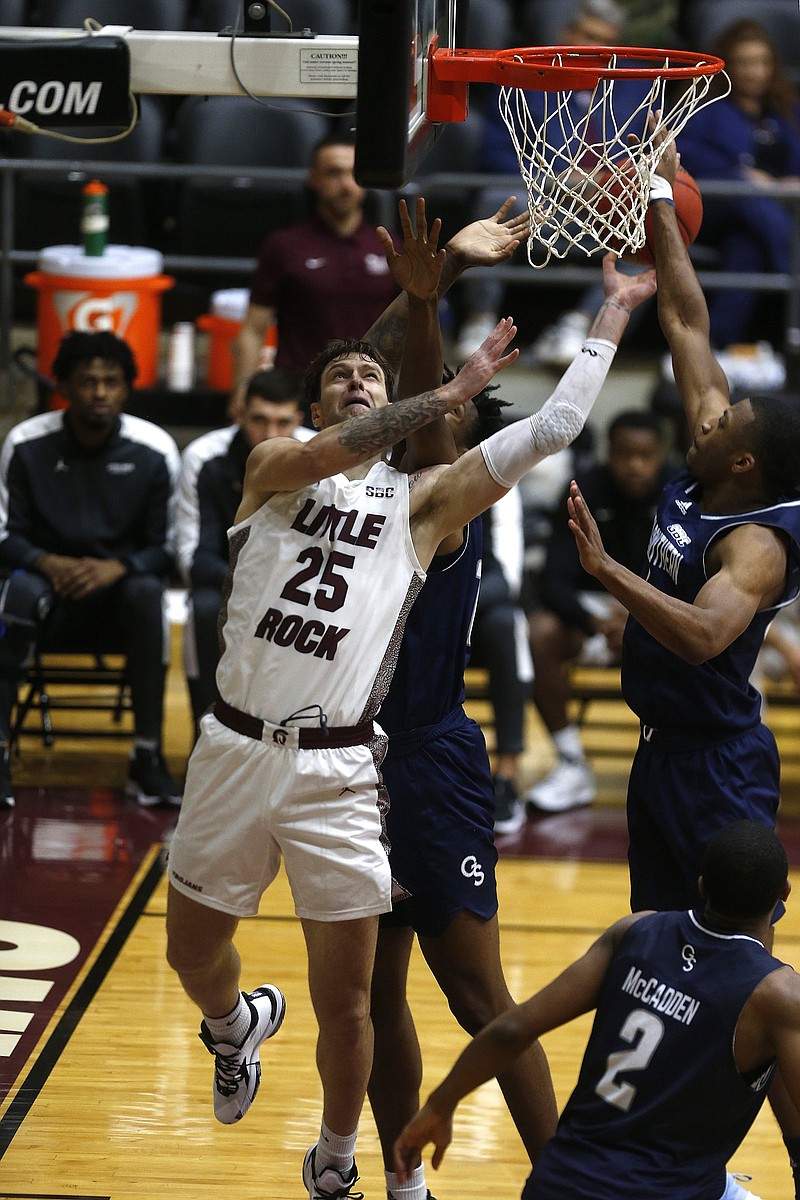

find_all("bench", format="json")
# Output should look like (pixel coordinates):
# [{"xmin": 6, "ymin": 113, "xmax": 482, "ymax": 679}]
[{"xmin": 464, "ymin": 664, "xmax": 800, "ymax": 765}]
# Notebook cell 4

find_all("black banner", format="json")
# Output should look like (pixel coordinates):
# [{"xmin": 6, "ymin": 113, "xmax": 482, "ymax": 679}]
[{"xmin": 0, "ymin": 35, "xmax": 131, "ymax": 128}]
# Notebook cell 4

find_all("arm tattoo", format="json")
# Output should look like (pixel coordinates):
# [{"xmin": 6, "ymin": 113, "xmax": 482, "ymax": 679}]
[
  {"xmin": 338, "ymin": 391, "xmax": 449, "ymax": 456},
  {"xmin": 598, "ymin": 298, "xmax": 631, "ymax": 316},
  {"xmin": 407, "ymin": 470, "xmax": 423, "ymax": 494},
  {"xmin": 365, "ymin": 310, "xmax": 407, "ymax": 374}
]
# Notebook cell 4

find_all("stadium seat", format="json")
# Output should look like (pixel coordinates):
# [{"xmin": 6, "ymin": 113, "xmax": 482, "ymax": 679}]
[
  {"xmin": 463, "ymin": 0, "xmax": 515, "ymax": 50},
  {"xmin": 518, "ymin": 0, "xmax": 581, "ymax": 46},
  {"xmin": 197, "ymin": 0, "xmax": 354, "ymax": 35},
  {"xmin": 0, "ymin": 0, "xmax": 28, "ymax": 23},
  {"xmin": 172, "ymin": 95, "xmax": 330, "ymax": 260},
  {"xmin": 32, "ymin": 0, "xmax": 190, "ymax": 29}
]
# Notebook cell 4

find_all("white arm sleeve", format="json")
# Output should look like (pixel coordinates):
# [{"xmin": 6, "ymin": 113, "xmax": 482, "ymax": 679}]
[{"xmin": 479, "ymin": 338, "xmax": 617, "ymax": 488}]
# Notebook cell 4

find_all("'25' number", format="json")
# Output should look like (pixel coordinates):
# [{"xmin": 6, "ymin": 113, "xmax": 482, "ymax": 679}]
[{"xmin": 280, "ymin": 547, "xmax": 354, "ymax": 612}]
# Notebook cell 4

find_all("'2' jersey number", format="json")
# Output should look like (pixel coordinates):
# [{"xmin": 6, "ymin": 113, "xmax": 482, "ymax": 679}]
[
  {"xmin": 595, "ymin": 1009, "xmax": 665, "ymax": 1112},
  {"xmin": 280, "ymin": 547, "xmax": 355, "ymax": 612}
]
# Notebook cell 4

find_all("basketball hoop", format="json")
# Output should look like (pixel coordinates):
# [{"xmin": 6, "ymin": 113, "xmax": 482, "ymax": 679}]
[{"xmin": 427, "ymin": 46, "xmax": 729, "ymax": 266}]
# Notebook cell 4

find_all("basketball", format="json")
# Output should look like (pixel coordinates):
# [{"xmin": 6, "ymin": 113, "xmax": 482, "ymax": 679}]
[{"xmin": 627, "ymin": 168, "xmax": 703, "ymax": 266}]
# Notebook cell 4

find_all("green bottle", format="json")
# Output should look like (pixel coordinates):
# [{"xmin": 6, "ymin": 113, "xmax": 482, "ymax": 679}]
[{"xmin": 81, "ymin": 179, "xmax": 109, "ymax": 256}]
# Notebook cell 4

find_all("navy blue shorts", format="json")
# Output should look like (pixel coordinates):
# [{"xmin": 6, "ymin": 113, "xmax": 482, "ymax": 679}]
[
  {"xmin": 627, "ymin": 722, "xmax": 780, "ymax": 913},
  {"xmin": 380, "ymin": 707, "xmax": 498, "ymax": 937}
]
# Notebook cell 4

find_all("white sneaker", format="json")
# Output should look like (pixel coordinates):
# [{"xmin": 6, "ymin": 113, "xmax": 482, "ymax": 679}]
[
  {"xmin": 721, "ymin": 1172, "xmax": 763, "ymax": 1200},
  {"xmin": 526, "ymin": 759, "xmax": 595, "ymax": 813},
  {"xmin": 455, "ymin": 312, "xmax": 499, "ymax": 360},
  {"xmin": 303, "ymin": 1144, "xmax": 363, "ymax": 1200},
  {"xmin": 530, "ymin": 311, "xmax": 592, "ymax": 369},
  {"xmin": 198, "ymin": 984, "xmax": 286, "ymax": 1123}
]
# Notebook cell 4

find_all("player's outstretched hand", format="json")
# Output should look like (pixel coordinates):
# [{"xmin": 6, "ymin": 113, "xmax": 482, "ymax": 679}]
[
  {"xmin": 377, "ymin": 197, "xmax": 446, "ymax": 301},
  {"xmin": 568, "ymin": 480, "xmax": 610, "ymax": 578},
  {"xmin": 648, "ymin": 110, "xmax": 679, "ymax": 184},
  {"xmin": 455, "ymin": 316, "xmax": 519, "ymax": 398},
  {"xmin": 601, "ymin": 252, "xmax": 657, "ymax": 310},
  {"xmin": 447, "ymin": 196, "xmax": 531, "ymax": 268},
  {"xmin": 393, "ymin": 1103, "xmax": 453, "ymax": 1182}
]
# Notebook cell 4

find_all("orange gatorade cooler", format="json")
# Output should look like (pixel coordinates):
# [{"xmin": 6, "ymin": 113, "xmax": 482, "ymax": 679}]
[
  {"xmin": 25, "ymin": 245, "xmax": 174, "ymax": 399},
  {"xmin": 196, "ymin": 288, "xmax": 276, "ymax": 391}
]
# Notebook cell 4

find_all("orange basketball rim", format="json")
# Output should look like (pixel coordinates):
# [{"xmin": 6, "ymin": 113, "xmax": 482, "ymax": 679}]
[{"xmin": 425, "ymin": 44, "xmax": 729, "ymax": 267}]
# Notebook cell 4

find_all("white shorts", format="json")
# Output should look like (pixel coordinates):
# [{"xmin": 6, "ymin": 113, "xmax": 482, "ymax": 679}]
[{"xmin": 168, "ymin": 711, "xmax": 392, "ymax": 922}]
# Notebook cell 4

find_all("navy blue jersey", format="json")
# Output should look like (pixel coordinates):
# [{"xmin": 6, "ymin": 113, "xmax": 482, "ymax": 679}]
[
  {"xmin": 527, "ymin": 910, "xmax": 786, "ymax": 1200},
  {"xmin": 378, "ymin": 521, "xmax": 482, "ymax": 733},
  {"xmin": 622, "ymin": 470, "xmax": 800, "ymax": 733}
]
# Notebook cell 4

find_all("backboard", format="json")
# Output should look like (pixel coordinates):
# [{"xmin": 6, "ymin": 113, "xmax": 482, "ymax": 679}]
[
  {"xmin": 355, "ymin": 0, "xmax": 468, "ymax": 189},
  {"xmin": 0, "ymin": 3, "xmax": 466, "ymax": 187}
]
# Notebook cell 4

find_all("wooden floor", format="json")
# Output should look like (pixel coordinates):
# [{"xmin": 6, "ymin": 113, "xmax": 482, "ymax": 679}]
[{"xmin": 3, "ymin": 631, "xmax": 800, "ymax": 1199}]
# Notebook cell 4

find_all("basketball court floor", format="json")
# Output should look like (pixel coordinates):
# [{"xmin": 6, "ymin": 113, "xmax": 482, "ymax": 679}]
[
  {"xmin": 2, "ymin": 638, "xmax": 800, "ymax": 1200},
  {"xmin": 0, "ymin": 7, "xmax": 796, "ymax": 1197}
]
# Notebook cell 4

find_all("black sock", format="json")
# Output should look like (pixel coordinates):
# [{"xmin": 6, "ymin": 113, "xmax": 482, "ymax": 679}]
[{"xmin": 784, "ymin": 1135, "xmax": 800, "ymax": 1196}]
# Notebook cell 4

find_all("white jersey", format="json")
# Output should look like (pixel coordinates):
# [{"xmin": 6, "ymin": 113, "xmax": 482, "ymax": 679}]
[{"xmin": 216, "ymin": 460, "xmax": 425, "ymax": 726}]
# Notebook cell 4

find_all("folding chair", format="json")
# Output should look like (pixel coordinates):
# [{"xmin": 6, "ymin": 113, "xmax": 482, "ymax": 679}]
[{"xmin": 11, "ymin": 647, "xmax": 133, "ymax": 749}]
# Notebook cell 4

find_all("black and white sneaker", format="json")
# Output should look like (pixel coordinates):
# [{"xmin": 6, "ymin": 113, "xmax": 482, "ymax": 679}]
[
  {"xmin": 126, "ymin": 746, "xmax": 182, "ymax": 807},
  {"xmin": 198, "ymin": 984, "xmax": 286, "ymax": 1124},
  {"xmin": 389, "ymin": 1192, "xmax": 437, "ymax": 1199},
  {"xmin": 493, "ymin": 775, "xmax": 524, "ymax": 835},
  {"xmin": 303, "ymin": 1145, "xmax": 364, "ymax": 1200}
]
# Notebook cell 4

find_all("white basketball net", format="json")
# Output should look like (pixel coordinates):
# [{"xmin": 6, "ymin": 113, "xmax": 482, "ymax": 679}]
[{"xmin": 498, "ymin": 54, "xmax": 730, "ymax": 267}]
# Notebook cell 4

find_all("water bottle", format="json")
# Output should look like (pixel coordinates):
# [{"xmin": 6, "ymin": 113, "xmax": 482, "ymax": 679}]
[
  {"xmin": 81, "ymin": 179, "xmax": 109, "ymax": 257},
  {"xmin": 167, "ymin": 322, "xmax": 196, "ymax": 391}
]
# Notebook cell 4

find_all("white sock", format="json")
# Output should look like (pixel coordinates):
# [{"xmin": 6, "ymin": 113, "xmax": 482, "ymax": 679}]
[
  {"xmin": 386, "ymin": 1164, "xmax": 426, "ymax": 1200},
  {"xmin": 552, "ymin": 724, "xmax": 585, "ymax": 763},
  {"xmin": 202, "ymin": 992, "xmax": 251, "ymax": 1045},
  {"xmin": 316, "ymin": 1120, "xmax": 358, "ymax": 1172}
]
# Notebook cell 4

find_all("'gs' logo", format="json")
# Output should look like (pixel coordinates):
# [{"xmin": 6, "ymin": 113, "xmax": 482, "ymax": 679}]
[
  {"xmin": 681, "ymin": 943, "xmax": 696, "ymax": 972},
  {"xmin": 461, "ymin": 855, "xmax": 485, "ymax": 887},
  {"xmin": 272, "ymin": 729, "xmax": 288, "ymax": 745}
]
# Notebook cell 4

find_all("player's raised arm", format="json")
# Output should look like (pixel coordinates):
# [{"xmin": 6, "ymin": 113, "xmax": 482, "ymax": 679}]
[
  {"xmin": 409, "ymin": 256, "xmax": 655, "ymax": 560},
  {"xmin": 364, "ymin": 195, "xmax": 530, "ymax": 373},
  {"xmin": 650, "ymin": 131, "xmax": 730, "ymax": 440},
  {"xmin": 377, "ymin": 198, "xmax": 454, "ymax": 471},
  {"xmin": 567, "ymin": 480, "xmax": 788, "ymax": 662}
]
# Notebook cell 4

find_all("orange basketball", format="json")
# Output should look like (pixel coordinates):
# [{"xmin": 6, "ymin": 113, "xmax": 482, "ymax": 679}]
[{"xmin": 628, "ymin": 167, "xmax": 704, "ymax": 266}]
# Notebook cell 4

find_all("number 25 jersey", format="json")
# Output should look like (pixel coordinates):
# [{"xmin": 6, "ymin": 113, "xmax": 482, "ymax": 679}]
[{"xmin": 216, "ymin": 460, "xmax": 426, "ymax": 727}]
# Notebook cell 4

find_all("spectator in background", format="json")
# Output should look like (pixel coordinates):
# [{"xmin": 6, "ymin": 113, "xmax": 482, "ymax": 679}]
[
  {"xmin": 175, "ymin": 369, "xmax": 313, "ymax": 733},
  {"xmin": 231, "ymin": 132, "xmax": 398, "ymax": 419},
  {"xmin": 755, "ymin": 597, "xmax": 800, "ymax": 695},
  {"xmin": 677, "ymin": 20, "xmax": 800, "ymax": 350},
  {"xmin": 0, "ymin": 330, "xmax": 181, "ymax": 808},
  {"xmin": 616, "ymin": 0, "xmax": 680, "ymax": 48},
  {"xmin": 527, "ymin": 411, "xmax": 669, "ymax": 814}
]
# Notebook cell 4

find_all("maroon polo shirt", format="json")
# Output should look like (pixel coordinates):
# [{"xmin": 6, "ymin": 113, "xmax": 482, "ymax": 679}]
[{"xmin": 249, "ymin": 214, "xmax": 399, "ymax": 375}]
